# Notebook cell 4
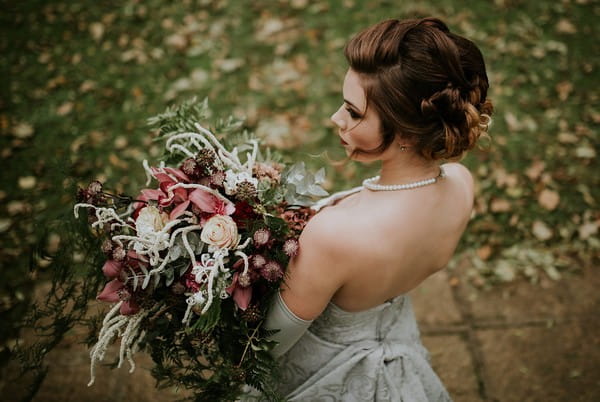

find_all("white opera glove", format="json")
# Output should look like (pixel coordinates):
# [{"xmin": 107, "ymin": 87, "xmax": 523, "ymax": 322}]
[{"xmin": 265, "ymin": 291, "xmax": 313, "ymax": 358}]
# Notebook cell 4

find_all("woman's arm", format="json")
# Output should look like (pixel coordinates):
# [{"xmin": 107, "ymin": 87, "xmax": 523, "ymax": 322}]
[
  {"xmin": 279, "ymin": 211, "xmax": 348, "ymax": 321},
  {"xmin": 264, "ymin": 211, "xmax": 349, "ymax": 357}
]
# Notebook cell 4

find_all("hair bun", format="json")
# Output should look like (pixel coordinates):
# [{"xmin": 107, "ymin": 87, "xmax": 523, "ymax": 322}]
[{"xmin": 419, "ymin": 83, "xmax": 491, "ymax": 160}]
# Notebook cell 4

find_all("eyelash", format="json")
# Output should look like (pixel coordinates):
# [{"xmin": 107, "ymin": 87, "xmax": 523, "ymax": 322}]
[{"xmin": 345, "ymin": 107, "xmax": 361, "ymax": 119}]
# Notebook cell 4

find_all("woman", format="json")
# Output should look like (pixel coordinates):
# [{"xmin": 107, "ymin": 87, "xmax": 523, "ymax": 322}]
[{"xmin": 257, "ymin": 17, "xmax": 493, "ymax": 401}]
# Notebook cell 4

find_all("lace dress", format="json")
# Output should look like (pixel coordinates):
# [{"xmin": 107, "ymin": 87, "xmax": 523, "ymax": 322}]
[{"xmin": 241, "ymin": 189, "xmax": 452, "ymax": 401}]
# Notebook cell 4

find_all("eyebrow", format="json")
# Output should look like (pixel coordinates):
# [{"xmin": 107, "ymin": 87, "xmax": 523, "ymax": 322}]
[{"xmin": 344, "ymin": 99, "xmax": 362, "ymax": 113}]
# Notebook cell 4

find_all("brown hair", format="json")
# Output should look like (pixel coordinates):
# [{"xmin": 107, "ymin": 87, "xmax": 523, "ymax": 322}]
[{"xmin": 344, "ymin": 17, "xmax": 493, "ymax": 160}]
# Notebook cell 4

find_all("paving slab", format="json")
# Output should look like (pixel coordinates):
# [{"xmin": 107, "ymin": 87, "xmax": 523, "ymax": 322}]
[
  {"xmin": 32, "ymin": 344, "xmax": 185, "ymax": 402},
  {"xmin": 475, "ymin": 320, "xmax": 600, "ymax": 402},
  {"xmin": 451, "ymin": 261, "xmax": 599, "ymax": 323},
  {"xmin": 411, "ymin": 269, "xmax": 463, "ymax": 327},
  {"xmin": 422, "ymin": 334, "xmax": 482, "ymax": 402}
]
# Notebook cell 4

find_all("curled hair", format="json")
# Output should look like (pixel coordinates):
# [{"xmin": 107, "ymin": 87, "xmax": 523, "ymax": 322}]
[{"xmin": 344, "ymin": 17, "xmax": 493, "ymax": 160}]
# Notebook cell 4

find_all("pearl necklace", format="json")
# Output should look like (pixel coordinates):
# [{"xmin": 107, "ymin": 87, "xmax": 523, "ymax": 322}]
[{"xmin": 362, "ymin": 167, "xmax": 446, "ymax": 191}]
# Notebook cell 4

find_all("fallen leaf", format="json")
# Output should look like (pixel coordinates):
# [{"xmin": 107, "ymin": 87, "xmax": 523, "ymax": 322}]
[
  {"xmin": 0, "ymin": 219, "xmax": 10, "ymax": 233},
  {"xmin": 89, "ymin": 22, "xmax": 105, "ymax": 41},
  {"xmin": 12, "ymin": 122, "xmax": 34, "ymax": 139},
  {"xmin": 555, "ymin": 81, "xmax": 573, "ymax": 101},
  {"xmin": 6, "ymin": 201, "xmax": 29, "ymax": 215},
  {"xmin": 79, "ymin": 80, "xmax": 96, "ymax": 93},
  {"xmin": 557, "ymin": 132, "xmax": 577, "ymax": 144},
  {"xmin": 532, "ymin": 220, "xmax": 553, "ymax": 241},
  {"xmin": 56, "ymin": 101, "xmax": 73, "ymax": 116},
  {"xmin": 578, "ymin": 221, "xmax": 598, "ymax": 240},
  {"xmin": 18, "ymin": 176, "xmax": 37, "ymax": 190},
  {"xmin": 525, "ymin": 160, "xmax": 545, "ymax": 181},
  {"xmin": 216, "ymin": 58, "xmax": 244, "ymax": 73},
  {"xmin": 556, "ymin": 19, "xmax": 577, "ymax": 34},
  {"xmin": 476, "ymin": 245, "xmax": 493, "ymax": 260},
  {"xmin": 538, "ymin": 189, "xmax": 560, "ymax": 210},
  {"xmin": 165, "ymin": 33, "xmax": 188, "ymax": 50},
  {"xmin": 490, "ymin": 198, "xmax": 511, "ymax": 213},
  {"xmin": 47, "ymin": 233, "xmax": 61, "ymax": 254},
  {"xmin": 575, "ymin": 146, "xmax": 596, "ymax": 159}
]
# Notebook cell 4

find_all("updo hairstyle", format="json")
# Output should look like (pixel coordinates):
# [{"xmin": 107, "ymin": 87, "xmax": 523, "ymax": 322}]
[{"xmin": 344, "ymin": 17, "xmax": 494, "ymax": 160}]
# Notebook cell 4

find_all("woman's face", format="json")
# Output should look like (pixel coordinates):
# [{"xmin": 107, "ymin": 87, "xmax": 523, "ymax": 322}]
[{"xmin": 330, "ymin": 69, "xmax": 384, "ymax": 161}]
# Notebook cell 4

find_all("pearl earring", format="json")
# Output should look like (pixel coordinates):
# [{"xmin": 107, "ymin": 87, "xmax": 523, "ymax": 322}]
[{"xmin": 399, "ymin": 145, "xmax": 408, "ymax": 151}]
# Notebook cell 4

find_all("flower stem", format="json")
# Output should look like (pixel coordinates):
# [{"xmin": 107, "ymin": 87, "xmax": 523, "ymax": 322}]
[{"xmin": 236, "ymin": 321, "xmax": 262, "ymax": 368}]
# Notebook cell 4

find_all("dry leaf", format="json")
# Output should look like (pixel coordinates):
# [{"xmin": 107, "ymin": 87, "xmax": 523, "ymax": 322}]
[
  {"xmin": 555, "ymin": 81, "xmax": 573, "ymax": 101},
  {"xmin": 556, "ymin": 19, "xmax": 577, "ymax": 34},
  {"xmin": 89, "ymin": 22, "xmax": 105, "ymax": 41},
  {"xmin": 575, "ymin": 146, "xmax": 596, "ymax": 159},
  {"xmin": 490, "ymin": 198, "xmax": 511, "ymax": 213},
  {"xmin": 557, "ymin": 132, "xmax": 577, "ymax": 144},
  {"xmin": 0, "ymin": 219, "xmax": 10, "ymax": 233},
  {"xmin": 532, "ymin": 220, "xmax": 553, "ymax": 241},
  {"xmin": 18, "ymin": 176, "xmax": 36, "ymax": 190},
  {"xmin": 7, "ymin": 201, "xmax": 29, "ymax": 215},
  {"xmin": 578, "ymin": 221, "xmax": 599, "ymax": 240},
  {"xmin": 525, "ymin": 160, "xmax": 545, "ymax": 181},
  {"xmin": 12, "ymin": 122, "xmax": 34, "ymax": 139},
  {"xmin": 476, "ymin": 245, "xmax": 493, "ymax": 260},
  {"xmin": 538, "ymin": 189, "xmax": 560, "ymax": 210},
  {"xmin": 56, "ymin": 102, "xmax": 73, "ymax": 116},
  {"xmin": 165, "ymin": 33, "xmax": 188, "ymax": 50}
]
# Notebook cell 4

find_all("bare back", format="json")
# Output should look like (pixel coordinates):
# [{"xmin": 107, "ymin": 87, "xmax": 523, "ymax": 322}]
[{"xmin": 321, "ymin": 163, "xmax": 473, "ymax": 312}]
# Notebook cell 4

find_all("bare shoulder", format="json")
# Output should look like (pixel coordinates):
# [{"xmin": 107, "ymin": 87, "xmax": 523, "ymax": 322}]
[
  {"xmin": 279, "ymin": 207, "xmax": 364, "ymax": 320},
  {"xmin": 442, "ymin": 162, "xmax": 474, "ymax": 198},
  {"xmin": 297, "ymin": 207, "xmax": 362, "ymax": 267}
]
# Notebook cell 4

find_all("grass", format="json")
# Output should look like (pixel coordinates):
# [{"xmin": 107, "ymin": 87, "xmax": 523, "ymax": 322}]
[{"xmin": 0, "ymin": 0, "xmax": 598, "ymax": 383}]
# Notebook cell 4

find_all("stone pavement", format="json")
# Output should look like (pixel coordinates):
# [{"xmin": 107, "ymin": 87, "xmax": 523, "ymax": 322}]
[
  {"xmin": 411, "ymin": 256, "xmax": 599, "ymax": 402},
  {"xmin": 4, "ymin": 258, "xmax": 599, "ymax": 401}
]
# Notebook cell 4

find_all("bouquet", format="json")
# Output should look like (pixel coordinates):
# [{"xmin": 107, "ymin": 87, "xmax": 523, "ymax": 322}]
[{"xmin": 74, "ymin": 98, "xmax": 327, "ymax": 401}]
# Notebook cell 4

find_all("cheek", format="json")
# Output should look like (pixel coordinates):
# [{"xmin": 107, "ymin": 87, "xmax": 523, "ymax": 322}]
[{"xmin": 347, "ymin": 121, "xmax": 383, "ymax": 149}]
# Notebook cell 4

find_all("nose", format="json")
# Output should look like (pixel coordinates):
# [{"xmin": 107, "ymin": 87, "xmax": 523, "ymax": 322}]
[{"xmin": 330, "ymin": 107, "xmax": 346, "ymax": 130}]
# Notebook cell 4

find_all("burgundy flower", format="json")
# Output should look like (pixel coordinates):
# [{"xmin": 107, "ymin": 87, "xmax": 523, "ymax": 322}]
[
  {"xmin": 97, "ymin": 279, "xmax": 139, "ymax": 315},
  {"xmin": 231, "ymin": 201, "xmax": 256, "ymax": 228}
]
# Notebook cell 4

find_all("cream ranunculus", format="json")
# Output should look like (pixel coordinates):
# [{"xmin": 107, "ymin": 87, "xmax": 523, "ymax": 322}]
[
  {"xmin": 136, "ymin": 205, "xmax": 168, "ymax": 236},
  {"xmin": 201, "ymin": 215, "xmax": 239, "ymax": 249}
]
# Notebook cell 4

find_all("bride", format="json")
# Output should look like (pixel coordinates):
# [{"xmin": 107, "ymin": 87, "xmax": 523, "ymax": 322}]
[{"xmin": 252, "ymin": 17, "xmax": 493, "ymax": 401}]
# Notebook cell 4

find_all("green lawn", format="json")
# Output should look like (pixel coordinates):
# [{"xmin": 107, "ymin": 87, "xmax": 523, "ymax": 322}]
[{"xmin": 1, "ymin": 0, "xmax": 598, "ymax": 391}]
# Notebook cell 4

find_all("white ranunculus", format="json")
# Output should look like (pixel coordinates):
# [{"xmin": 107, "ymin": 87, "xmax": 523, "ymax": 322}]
[
  {"xmin": 223, "ymin": 170, "xmax": 259, "ymax": 195},
  {"xmin": 136, "ymin": 206, "xmax": 168, "ymax": 236},
  {"xmin": 200, "ymin": 215, "xmax": 239, "ymax": 249}
]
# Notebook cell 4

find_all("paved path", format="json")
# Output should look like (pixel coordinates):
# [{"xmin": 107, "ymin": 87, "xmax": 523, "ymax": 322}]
[
  {"xmin": 412, "ymin": 256, "xmax": 599, "ymax": 402},
  {"xmin": 5, "ymin": 258, "xmax": 599, "ymax": 401}
]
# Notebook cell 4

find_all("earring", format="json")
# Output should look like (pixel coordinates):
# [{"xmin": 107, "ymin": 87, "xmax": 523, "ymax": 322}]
[{"xmin": 399, "ymin": 145, "xmax": 408, "ymax": 151}]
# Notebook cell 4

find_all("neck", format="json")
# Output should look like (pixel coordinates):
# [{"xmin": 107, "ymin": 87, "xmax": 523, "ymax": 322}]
[{"xmin": 377, "ymin": 152, "xmax": 440, "ymax": 186}]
